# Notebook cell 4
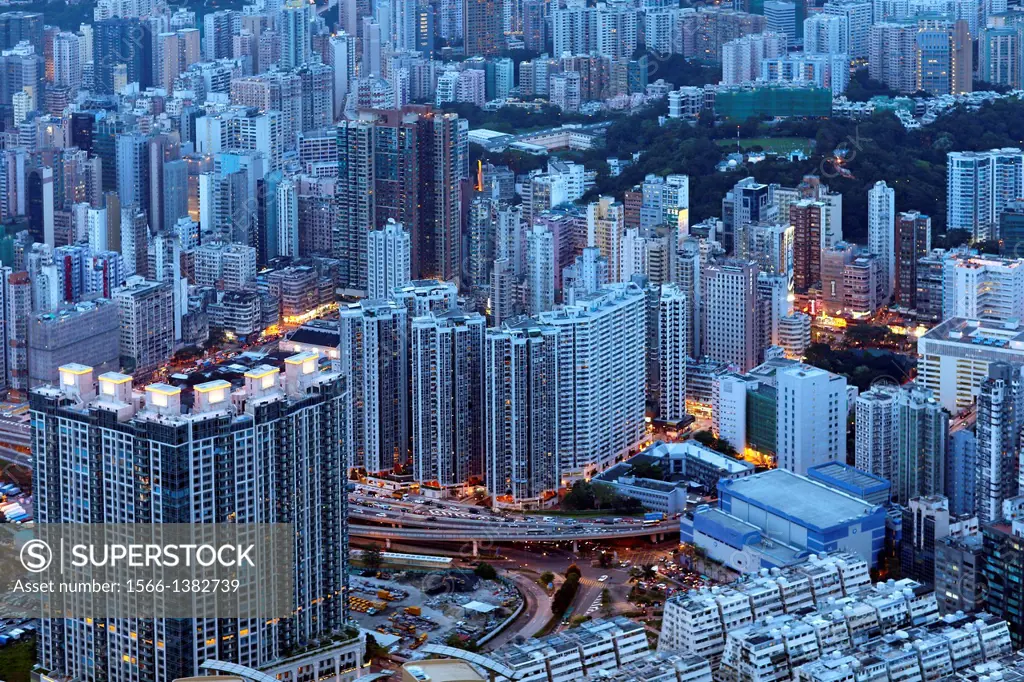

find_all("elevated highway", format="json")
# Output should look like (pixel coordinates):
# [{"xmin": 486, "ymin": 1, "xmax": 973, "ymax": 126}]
[{"xmin": 349, "ymin": 520, "xmax": 679, "ymax": 554}]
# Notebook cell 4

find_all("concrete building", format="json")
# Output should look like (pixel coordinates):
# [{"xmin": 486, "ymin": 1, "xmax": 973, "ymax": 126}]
[
  {"xmin": 895, "ymin": 211, "xmax": 931, "ymax": 309},
  {"xmin": 776, "ymin": 364, "xmax": 848, "ymax": 475},
  {"xmin": 791, "ymin": 613, "xmax": 1012, "ymax": 682},
  {"xmin": 485, "ymin": 319, "xmax": 560, "ymax": 509},
  {"xmin": 113, "ymin": 277, "xmax": 175, "ymax": 376},
  {"xmin": 658, "ymin": 283, "xmax": 689, "ymax": 424},
  {"xmin": 916, "ymin": 317, "xmax": 1024, "ymax": 413},
  {"xmin": 31, "ymin": 359, "xmax": 354, "ymax": 682},
  {"xmin": 701, "ymin": 259, "xmax": 759, "ymax": 373},
  {"xmin": 28, "ymin": 300, "xmax": 120, "ymax": 387},
  {"xmin": 894, "ymin": 384, "xmax": 949, "ymax": 504},
  {"xmin": 367, "ymin": 219, "xmax": 412, "ymax": 300},
  {"xmin": 411, "ymin": 310, "xmax": 486, "ymax": 488},
  {"xmin": 900, "ymin": 495, "xmax": 978, "ymax": 585},
  {"xmin": 975, "ymin": 362, "xmax": 1022, "ymax": 525},
  {"xmin": 538, "ymin": 283, "xmax": 647, "ymax": 480},
  {"xmin": 868, "ymin": 180, "xmax": 896, "ymax": 302},
  {"xmin": 339, "ymin": 299, "xmax": 409, "ymax": 473},
  {"xmin": 945, "ymin": 255, "xmax": 1024, "ymax": 324},
  {"xmin": 595, "ymin": 440, "xmax": 754, "ymax": 514},
  {"xmin": 947, "ymin": 149, "xmax": 1024, "ymax": 242},
  {"xmin": 855, "ymin": 385, "xmax": 899, "ymax": 485},
  {"xmin": 492, "ymin": 617, "xmax": 650, "ymax": 682},
  {"xmin": 778, "ymin": 312, "xmax": 810, "ymax": 359},
  {"xmin": 934, "ymin": 530, "xmax": 986, "ymax": 615},
  {"xmin": 659, "ymin": 551, "xmax": 873, "ymax": 659}
]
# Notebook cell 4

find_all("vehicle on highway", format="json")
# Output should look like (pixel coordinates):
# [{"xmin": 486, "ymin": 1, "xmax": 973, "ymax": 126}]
[
  {"xmin": 598, "ymin": 575, "xmax": 609, "ymax": 582},
  {"xmin": 375, "ymin": 512, "xmax": 387, "ymax": 518}
]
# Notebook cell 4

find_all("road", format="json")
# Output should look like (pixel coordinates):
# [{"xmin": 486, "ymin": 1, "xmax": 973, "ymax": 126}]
[
  {"xmin": 485, "ymin": 571, "xmax": 553, "ymax": 650},
  {"xmin": 349, "ymin": 494, "xmax": 680, "ymax": 544}
]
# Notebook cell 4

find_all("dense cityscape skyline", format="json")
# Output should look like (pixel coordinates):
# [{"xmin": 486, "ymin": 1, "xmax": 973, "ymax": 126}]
[{"xmin": 1, "ymin": 0, "xmax": 1024, "ymax": 679}]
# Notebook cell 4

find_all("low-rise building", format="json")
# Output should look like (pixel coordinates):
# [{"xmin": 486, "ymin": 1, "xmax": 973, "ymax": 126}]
[
  {"xmin": 493, "ymin": 617, "xmax": 650, "ymax": 682},
  {"xmin": 28, "ymin": 300, "xmax": 120, "ymax": 387},
  {"xmin": 660, "ymin": 552, "xmax": 872, "ymax": 662},
  {"xmin": 594, "ymin": 440, "xmax": 754, "ymax": 513}
]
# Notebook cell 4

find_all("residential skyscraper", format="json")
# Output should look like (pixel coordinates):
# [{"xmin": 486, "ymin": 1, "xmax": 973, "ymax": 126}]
[
  {"xmin": 976, "ymin": 362, "xmax": 1022, "ymax": 524},
  {"xmin": 411, "ymin": 310, "xmax": 486, "ymax": 487},
  {"xmin": 485, "ymin": 319, "xmax": 560, "ymax": 508},
  {"xmin": 867, "ymin": 180, "xmax": 896, "ymax": 302},
  {"xmin": 338, "ymin": 299, "xmax": 410, "ymax": 473},
  {"xmin": 463, "ymin": 0, "xmax": 503, "ymax": 56},
  {"xmin": 792, "ymin": 200, "xmax": 824, "ymax": 292},
  {"xmin": 113, "ymin": 277, "xmax": 174, "ymax": 376},
  {"xmin": 947, "ymin": 148, "xmax": 1024, "ymax": 241},
  {"xmin": 657, "ymin": 283, "xmax": 689, "ymax": 424},
  {"xmin": 856, "ymin": 385, "xmax": 898, "ymax": 484},
  {"xmin": 526, "ymin": 224, "xmax": 556, "ymax": 316},
  {"xmin": 367, "ymin": 220, "xmax": 412, "ymax": 299},
  {"xmin": 538, "ymin": 283, "xmax": 647, "ymax": 479},
  {"xmin": 894, "ymin": 385, "xmax": 949, "ymax": 504},
  {"xmin": 32, "ymin": 359, "xmax": 353, "ymax": 682},
  {"xmin": 895, "ymin": 211, "xmax": 931, "ymax": 309},
  {"xmin": 701, "ymin": 259, "xmax": 759, "ymax": 372}
]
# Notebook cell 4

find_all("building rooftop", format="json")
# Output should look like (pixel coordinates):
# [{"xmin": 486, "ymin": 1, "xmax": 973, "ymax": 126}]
[
  {"xmin": 720, "ymin": 469, "xmax": 881, "ymax": 531},
  {"xmin": 808, "ymin": 462, "xmax": 890, "ymax": 495},
  {"xmin": 919, "ymin": 317, "xmax": 1024, "ymax": 350}
]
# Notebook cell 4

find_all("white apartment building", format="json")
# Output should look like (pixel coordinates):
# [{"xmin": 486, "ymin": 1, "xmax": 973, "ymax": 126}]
[
  {"xmin": 494, "ymin": 617, "xmax": 650, "ymax": 682},
  {"xmin": 721, "ymin": 32, "xmax": 787, "ymax": 85},
  {"xmin": 701, "ymin": 259, "xmax": 759, "ymax": 373},
  {"xmin": 804, "ymin": 13, "xmax": 848, "ymax": 54},
  {"xmin": 867, "ymin": 180, "xmax": 896, "ymax": 302},
  {"xmin": 194, "ymin": 242, "xmax": 257, "ymax": 290},
  {"xmin": 659, "ymin": 283, "xmax": 689, "ymax": 423},
  {"xmin": 945, "ymin": 255, "xmax": 1024, "ymax": 323},
  {"xmin": 538, "ymin": 282, "xmax": 646, "ymax": 480},
  {"xmin": 485, "ymin": 319, "xmax": 560, "ymax": 508},
  {"xmin": 855, "ymin": 385, "xmax": 898, "ymax": 485},
  {"xmin": 947, "ymin": 149, "xmax": 1024, "ymax": 241},
  {"xmin": 713, "ymin": 373, "xmax": 757, "ymax": 453},
  {"xmin": 367, "ymin": 219, "xmax": 412, "ymax": 300},
  {"xmin": 776, "ymin": 364, "xmax": 848, "ymax": 474},
  {"xmin": 916, "ymin": 317, "xmax": 1024, "ymax": 412},
  {"xmin": 526, "ymin": 224, "xmax": 556, "ymax": 315},
  {"xmin": 778, "ymin": 312, "xmax": 811, "ymax": 359},
  {"xmin": 822, "ymin": 0, "xmax": 872, "ymax": 59},
  {"xmin": 659, "ymin": 552, "xmax": 872, "ymax": 662},
  {"xmin": 588, "ymin": 196, "xmax": 625, "ymax": 282},
  {"xmin": 411, "ymin": 310, "xmax": 486, "ymax": 487}
]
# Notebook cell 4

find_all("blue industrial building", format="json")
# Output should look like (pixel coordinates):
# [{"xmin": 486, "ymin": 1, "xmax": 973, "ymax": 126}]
[
  {"xmin": 807, "ymin": 461, "xmax": 891, "ymax": 506},
  {"xmin": 681, "ymin": 469, "xmax": 887, "ymax": 573}
]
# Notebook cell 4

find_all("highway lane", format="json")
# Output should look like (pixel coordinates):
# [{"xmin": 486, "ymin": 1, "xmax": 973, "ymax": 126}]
[{"xmin": 349, "ymin": 521, "xmax": 679, "ymax": 542}]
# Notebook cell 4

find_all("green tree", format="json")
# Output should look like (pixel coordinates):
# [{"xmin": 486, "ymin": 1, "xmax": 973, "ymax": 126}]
[
  {"xmin": 474, "ymin": 562, "xmax": 498, "ymax": 580},
  {"xmin": 552, "ymin": 574, "xmax": 580, "ymax": 617},
  {"xmin": 539, "ymin": 571, "xmax": 555, "ymax": 587},
  {"xmin": 565, "ymin": 563, "xmax": 583, "ymax": 581},
  {"xmin": 363, "ymin": 543, "xmax": 383, "ymax": 573}
]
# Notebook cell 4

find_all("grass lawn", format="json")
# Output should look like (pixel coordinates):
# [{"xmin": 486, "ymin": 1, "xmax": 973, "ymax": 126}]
[
  {"xmin": 0, "ymin": 639, "xmax": 35, "ymax": 682},
  {"xmin": 715, "ymin": 137, "xmax": 813, "ymax": 155}
]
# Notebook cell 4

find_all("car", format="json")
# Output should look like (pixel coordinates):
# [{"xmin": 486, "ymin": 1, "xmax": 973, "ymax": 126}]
[
  {"xmin": 375, "ymin": 512, "xmax": 388, "ymax": 518},
  {"xmin": 598, "ymin": 575, "xmax": 609, "ymax": 582}
]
